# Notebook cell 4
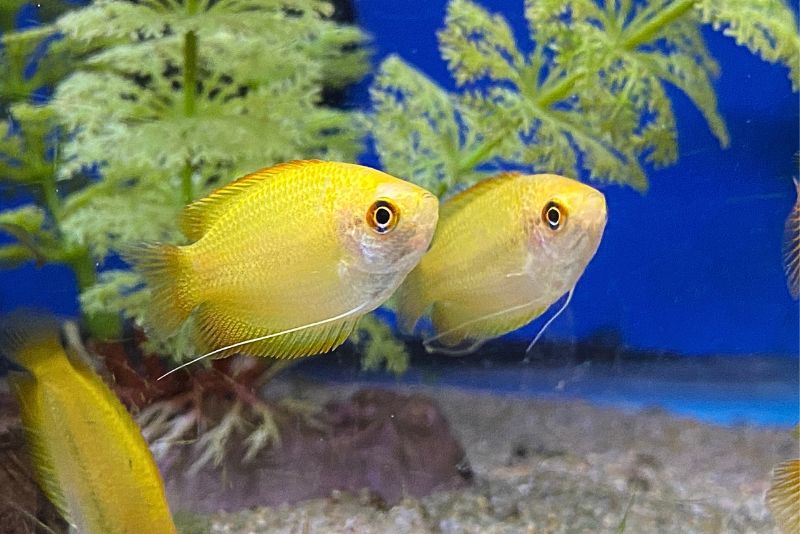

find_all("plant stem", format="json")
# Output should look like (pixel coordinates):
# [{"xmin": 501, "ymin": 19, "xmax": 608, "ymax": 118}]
[
  {"xmin": 183, "ymin": 31, "xmax": 197, "ymax": 118},
  {"xmin": 458, "ymin": 120, "xmax": 521, "ymax": 175},
  {"xmin": 622, "ymin": 0, "xmax": 696, "ymax": 49},
  {"xmin": 181, "ymin": 162, "xmax": 194, "ymax": 205},
  {"xmin": 41, "ymin": 172, "xmax": 62, "ymax": 228},
  {"xmin": 182, "ymin": 27, "xmax": 198, "ymax": 204},
  {"xmin": 39, "ymin": 122, "xmax": 120, "ymax": 338}
]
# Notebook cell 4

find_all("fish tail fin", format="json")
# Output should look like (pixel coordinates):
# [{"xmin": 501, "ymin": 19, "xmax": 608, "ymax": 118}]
[
  {"xmin": 0, "ymin": 312, "xmax": 65, "ymax": 374},
  {"xmin": 767, "ymin": 458, "xmax": 800, "ymax": 534},
  {"xmin": 123, "ymin": 243, "xmax": 197, "ymax": 338},
  {"xmin": 394, "ymin": 270, "xmax": 429, "ymax": 336}
]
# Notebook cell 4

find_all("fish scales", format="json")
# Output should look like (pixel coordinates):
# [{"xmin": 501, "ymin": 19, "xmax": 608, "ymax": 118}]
[
  {"xmin": 397, "ymin": 172, "xmax": 607, "ymax": 350},
  {"xmin": 3, "ymin": 319, "xmax": 176, "ymax": 533},
  {"xmin": 128, "ymin": 160, "xmax": 438, "ymax": 361}
]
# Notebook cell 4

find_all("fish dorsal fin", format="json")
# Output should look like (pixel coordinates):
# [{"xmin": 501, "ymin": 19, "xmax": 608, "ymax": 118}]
[
  {"xmin": 440, "ymin": 171, "xmax": 523, "ymax": 219},
  {"xmin": 181, "ymin": 159, "xmax": 324, "ymax": 240}
]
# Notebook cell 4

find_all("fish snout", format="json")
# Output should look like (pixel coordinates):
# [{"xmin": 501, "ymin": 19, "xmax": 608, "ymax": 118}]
[
  {"xmin": 584, "ymin": 191, "xmax": 608, "ymax": 233},
  {"xmin": 417, "ymin": 192, "xmax": 440, "ymax": 231}
]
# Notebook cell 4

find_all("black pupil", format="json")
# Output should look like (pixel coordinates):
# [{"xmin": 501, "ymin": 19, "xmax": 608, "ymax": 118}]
[
  {"xmin": 375, "ymin": 206, "xmax": 392, "ymax": 226},
  {"xmin": 547, "ymin": 206, "xmax": 560, "ymax": 226}
]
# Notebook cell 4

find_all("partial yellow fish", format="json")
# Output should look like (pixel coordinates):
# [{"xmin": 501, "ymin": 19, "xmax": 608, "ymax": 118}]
[
  {"xmin": 396, "ymin": 172, "xmax": 607, "ymax": 350},
  {"xmin": 1, "ymin": 315, "xmax": 176, "ymax": 534},
  {"xmin": 767, "ymin": 458, "xmax": 800, "ymax": 534},
  {"xmin": 127, "ymin": 160, "xmax": 438, "ymax": 360},
  {"xmin": 784, "ymin": 178, "xmax": 799, "ymax": 299}
]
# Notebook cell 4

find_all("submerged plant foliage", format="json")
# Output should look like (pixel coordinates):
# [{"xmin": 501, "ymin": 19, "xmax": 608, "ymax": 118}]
[
  {"xmin": 0, "ymin": 0, "xmax": 380, "ymax": 362},
  {"xmin": 370, "ymin": 0, "xmax": 799, "ymax": 194}
]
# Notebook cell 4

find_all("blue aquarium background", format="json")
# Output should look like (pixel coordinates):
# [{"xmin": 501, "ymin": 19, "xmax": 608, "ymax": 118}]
[{"xmin": 1, "ymin": 0, "xmax": 798, "ymax": 425}]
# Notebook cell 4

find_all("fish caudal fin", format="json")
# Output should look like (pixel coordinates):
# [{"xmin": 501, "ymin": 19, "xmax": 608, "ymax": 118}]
[
  {"xmin": 394, "ymin": 270, "xmax": 430, "ymax": 336},
  {"xmin": 767, "ymin": 458, "xmax": 800, "ymax": 534},
  {"xmin": 123, "ymin": 243, "xmax": 196, "ymax": 338}
]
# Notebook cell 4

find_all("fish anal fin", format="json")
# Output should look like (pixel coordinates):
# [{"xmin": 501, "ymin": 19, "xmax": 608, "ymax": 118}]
[
  {"xmin": 194, "ymin": 303, "xmax": 359, "ymax": 360},
  {"xmin": 180, "ymin": 159, "xmax": 324, "ymax": 240}
]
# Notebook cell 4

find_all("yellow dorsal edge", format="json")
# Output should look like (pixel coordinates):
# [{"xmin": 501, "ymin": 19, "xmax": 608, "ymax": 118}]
[
  {"xmin": 180, "ymin": 159, "xmax": 325, "ymax": 240},
  {"xmin": 440, "ymin": 171, "xmax": 523, "ymax": 220}
]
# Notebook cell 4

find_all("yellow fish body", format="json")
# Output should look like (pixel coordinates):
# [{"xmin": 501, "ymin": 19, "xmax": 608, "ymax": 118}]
[
  {"xmin": 396, "ymin": 172, "xmax": 607, "ymax": 350},
  {"xmin": 1, "ymin": 316, "xmax": 176, "ymax": 534},
  {"xmin": 129, "ymin": 160, "xmax": 438, "ymax": 359}
]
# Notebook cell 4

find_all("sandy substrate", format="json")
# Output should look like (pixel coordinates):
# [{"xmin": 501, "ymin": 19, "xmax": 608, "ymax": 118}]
[{"xmin": 204, "ymin": 380, "xmax": 796, "ymax": 534}]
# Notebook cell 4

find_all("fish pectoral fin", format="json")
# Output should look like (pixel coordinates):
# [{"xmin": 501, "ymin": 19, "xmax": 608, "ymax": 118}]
[{"xmin": 194, "ymin": 302, "xmax": 361, "ymax": 360}]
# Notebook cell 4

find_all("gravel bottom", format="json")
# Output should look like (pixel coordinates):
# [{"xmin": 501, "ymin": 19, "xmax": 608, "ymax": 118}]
[{"xmin": 203, "ymin": 382, "xmax": 796, "ymax": 534}]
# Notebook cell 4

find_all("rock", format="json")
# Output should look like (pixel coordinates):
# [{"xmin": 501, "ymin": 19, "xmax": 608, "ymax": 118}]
[{"xmin": 163, "ymin": 388, "xmax": 472, "ymax": 514}]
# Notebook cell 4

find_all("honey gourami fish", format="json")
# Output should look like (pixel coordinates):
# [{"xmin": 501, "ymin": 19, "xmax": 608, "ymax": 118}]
[
  {"xmin": 128, "ymin": 160, "xmax": 438, "ymax": 361},
  {"xmin": 396, "ymin": 172, "xmax": 606, "ymax": 351},
  {"xmin": 1, "ymin": 316, "xmax": 176, "ymax": 534}
]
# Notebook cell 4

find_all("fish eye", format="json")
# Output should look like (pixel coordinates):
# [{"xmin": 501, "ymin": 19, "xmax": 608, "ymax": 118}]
[
  {"xmin": 543, "ymin": 201, "xmax": 566, "ymax": 230},
  {"xmin": 367, "ymin": 199, "xmax": 399, "ymax": 234}
]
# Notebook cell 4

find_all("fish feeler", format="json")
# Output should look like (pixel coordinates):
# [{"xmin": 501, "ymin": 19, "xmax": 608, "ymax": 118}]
[
  {"xmin": 525, "ymin": 287, "xmax": 574, "ymax": 354},
  {"xmin": 158, "ymin": 302, "xmax": 370, "ymax": 380},
  {"xmin": 422, "ymin": 287, "xmax": 575, "ymax": 356},
  {"xmin": 422, "ymin": 300, "xmax": 535, "ymax": 354}
]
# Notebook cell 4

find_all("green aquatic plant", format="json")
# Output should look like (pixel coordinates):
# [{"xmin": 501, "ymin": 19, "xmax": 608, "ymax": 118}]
[
  {"xmin": 369, "ymin": 0, "xmax": 799, "ymax": 194},
  {"xmin": 0, "ymin": 0, "xmax": 371, "ymax": 352},
  {"xmin": 0, "ymin": 0, "xmax": 390, "ymax": 472},
  {"xmin": 0, "ymin": 1, "xmax": 74, "ymax": 33},
  {"xmin": 54, "ymin": 0, "xmax": 370, "ymax": 361}
]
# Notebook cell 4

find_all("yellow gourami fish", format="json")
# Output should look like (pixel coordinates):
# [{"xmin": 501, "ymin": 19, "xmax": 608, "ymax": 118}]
[
  {"xmin": 128, "ymin": 160, "xmax": 438, "ymax": 362},
  {"xmin": 767, "ymin": 458, "xmax": 800, "ymax": 534},
  {"xmin": 396, "ymin": 172, "xmax": 607, "ymax": 351},
  {"xmin": 783, "ymin": 178, "xmax": 799, "ymax": 299},
  {"xmin": 1, "ymin": 316, "xmax": 176, "ymax": 533}
]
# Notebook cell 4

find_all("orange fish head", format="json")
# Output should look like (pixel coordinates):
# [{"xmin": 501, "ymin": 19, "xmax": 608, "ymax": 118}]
[
  {"xmin": 524, "ymin": 174, "xmax": 607, "ymax": 291},
  {"xmin": 337, "ymin": 174, "xmax": 439, "ymax": 277}
]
